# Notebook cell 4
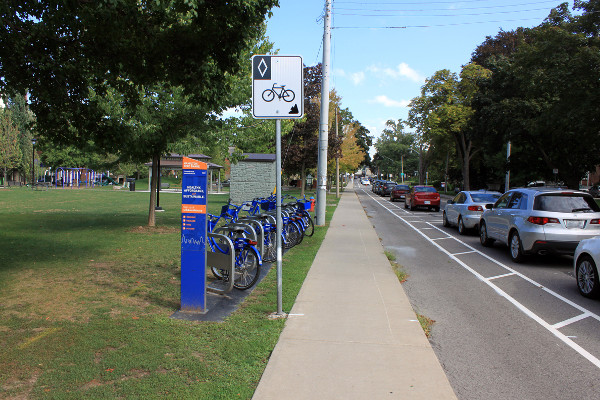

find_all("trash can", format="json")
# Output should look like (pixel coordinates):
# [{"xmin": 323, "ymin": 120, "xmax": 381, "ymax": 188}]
[{"xmin": 127, "ymin": 178, "xmax": 136, "ymax": 191}]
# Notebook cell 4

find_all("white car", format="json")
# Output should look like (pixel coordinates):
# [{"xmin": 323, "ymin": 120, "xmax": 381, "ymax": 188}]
[
  {"xmin": 360, "ymin": 178, "xmax": 370, "ymax": 185},
  {"xmin": 574, "ymin": 236, "xmax": 600, "ymax": 299},
  {"xmin": 443, "ymin": 190, "xmax": 501, "ymax": 234}
]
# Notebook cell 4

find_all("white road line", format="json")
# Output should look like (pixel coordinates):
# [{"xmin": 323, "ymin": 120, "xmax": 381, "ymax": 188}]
[
  {"xmin": 452, "ymin": 250, "xmax": 477, "ymax": 256},
  {"xmin": 553, "ymin": 313, "xmax": 592, "ymax": 329},
  {"xmin": 487, "ymin": 272, "xmax": 517, "ymax": 281},
  {"xmin": 360, "ymin": 189, "xmax": 600, "ymax": 370}
]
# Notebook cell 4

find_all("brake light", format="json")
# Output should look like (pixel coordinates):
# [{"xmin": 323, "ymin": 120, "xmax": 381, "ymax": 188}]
[
  {"xmin": 590, "ymin": 219, "xmax": 600, "ymax": 225},
  {"xmin": 527, "ymin": 216, "xmax": 560, "ymax": 225},
  {"xmin": 467, "ymin": 205, "xmax": 483, "ymax": 212}
]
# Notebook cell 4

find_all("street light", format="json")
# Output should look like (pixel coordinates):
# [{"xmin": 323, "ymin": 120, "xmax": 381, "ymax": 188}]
[{"xmin": 31, "ymin": 138, "xmax": 37, "ymax": 188}]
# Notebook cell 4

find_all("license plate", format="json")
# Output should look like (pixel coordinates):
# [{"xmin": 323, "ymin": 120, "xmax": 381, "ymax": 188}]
[
  {"xmin": 565, "ymin": 220, "xmax": 584, "ymax": 229},
  {"xmin": 424, "ymin": 201, "xmax": 431, "ymax": 204}
]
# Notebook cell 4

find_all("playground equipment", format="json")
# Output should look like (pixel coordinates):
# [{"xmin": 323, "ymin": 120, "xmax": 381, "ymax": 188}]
[{"xmin": 54, "ymin": 167, "xmax": 107, "ymax": 188}]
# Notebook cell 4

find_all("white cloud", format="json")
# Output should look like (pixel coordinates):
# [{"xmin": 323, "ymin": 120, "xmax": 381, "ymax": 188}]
[
  {"xmin": 369, "ymin": 95, "xmax": 410, "ymax": 108},
  {"xmin": 368, "ymin": 63, "xmax": 424, "ymax": 83},
  {"xmin": 350, "ymin": 71, "xmax": 365, "ymax": 85},
  {"xmin": 334, "ymin": 68, "xmax": 365, "ymax": 85}
]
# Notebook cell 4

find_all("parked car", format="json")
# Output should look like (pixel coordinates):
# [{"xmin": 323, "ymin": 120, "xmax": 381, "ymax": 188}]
[
  {"xmin": 390, "ymin": 184, "xmax": 410, "ymax": 202},
  {"xmin": 479, "ymin": 187, "xmax": 600, "ymax": 263},
  {"xmin": 380, "ymin": 181, "xmax": 397, "ymax": 196},
  {"xmin": 404, "ymin": 186, "xmax": 441, "ymax": 212},
  {"xmin": 372, "ymin": 180, "xmax": 383, "ymax": 194},
  {"xmin": 589, "ymin": 185, "xmax": 600, "ymax": 198},
  {"xmin": 443, "ymin": 190, "xmax": 502, "ymax": 234},
  {"xmin": 574, "ymin": 236, "xmax": 600, "ymax": 299}
]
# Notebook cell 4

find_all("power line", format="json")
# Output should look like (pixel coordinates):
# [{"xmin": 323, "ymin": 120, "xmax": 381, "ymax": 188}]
[
  {"xmin": 332, "ymin": 17, "xmax": 547, "ymax": 29},
  {"xmin": 335, "ymin": 0, "xmax": 563, "ymax": 12},
  {"xmin": 333, "ymin": 7, "xmax": 553, "ymax": 18},
  {"xmin": 335, "ymin": 0, "xmax": 561, "ymax": 4}
]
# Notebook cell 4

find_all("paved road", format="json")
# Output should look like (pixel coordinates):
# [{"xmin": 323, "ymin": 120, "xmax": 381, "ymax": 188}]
[{"xmin": 357, "ymin": 186, "xmax": 600, "ymax": 400}]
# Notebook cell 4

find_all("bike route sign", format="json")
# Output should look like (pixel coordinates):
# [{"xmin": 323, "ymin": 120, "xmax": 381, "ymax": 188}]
[
  {"xmin": 180, "ymin": 157, "xmax": 208, "ymax": 313},
  {"xmin": 252, "ymin": 55, "xmax": 304, "ymax": 119}
]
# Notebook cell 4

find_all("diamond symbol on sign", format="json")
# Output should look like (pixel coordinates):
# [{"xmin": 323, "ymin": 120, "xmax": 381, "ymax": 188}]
[{"xmin": 258, "ymin": 58, "xmax": 268, "ymax": 78}]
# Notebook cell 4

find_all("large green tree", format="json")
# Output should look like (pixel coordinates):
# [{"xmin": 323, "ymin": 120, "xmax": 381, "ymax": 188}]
[
  {"xmin": 1, "ymin": 0, "xmax": 278, "ymax": 224},
  {"xmin": 373, "ymin": 119, "xmax": 417, "ymax": 181},
  {"xmin": 0, "ymin": 109, "xmax": 21, "ymax": 187}
]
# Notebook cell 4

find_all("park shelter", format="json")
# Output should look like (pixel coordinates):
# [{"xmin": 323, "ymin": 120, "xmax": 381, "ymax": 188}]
[
  {"xmin": 229, "ymin": 153, "xmax": 276, "ymax": 203},
  {"xmin": 145, "ymin": 153, "xmax": 224, "ymax": 192}
]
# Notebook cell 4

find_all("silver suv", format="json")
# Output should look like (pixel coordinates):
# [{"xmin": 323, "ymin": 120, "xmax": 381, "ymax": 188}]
[{"xmin": 479, "ymin": 188, "xmax": 600, "ymax": 262}]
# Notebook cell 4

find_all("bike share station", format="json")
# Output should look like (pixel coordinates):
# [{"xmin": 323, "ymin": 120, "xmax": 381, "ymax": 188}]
[{"xmin": 172, "ymin": 56, "xmax": 303, "ymax": 321}]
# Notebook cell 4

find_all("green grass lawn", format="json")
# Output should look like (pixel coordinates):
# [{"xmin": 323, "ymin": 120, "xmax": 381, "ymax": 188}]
[{"xmin": 0, "ymin": 186, "xmax": 338, "ymax": 399}]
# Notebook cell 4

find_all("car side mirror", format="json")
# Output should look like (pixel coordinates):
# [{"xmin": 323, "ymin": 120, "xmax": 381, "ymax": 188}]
[{"xmin": 485, "ymin": 203, "xmax": 493, "ymax": 209}]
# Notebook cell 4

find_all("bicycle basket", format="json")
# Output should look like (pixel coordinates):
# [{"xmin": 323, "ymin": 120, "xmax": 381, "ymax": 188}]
[
  {"xmin": 301, "ymin": 200, "xmax": 311, "ymax": 210},
  {"xmin": 261, "ymin": 200, "xmax": 276, "ymax": 211}
]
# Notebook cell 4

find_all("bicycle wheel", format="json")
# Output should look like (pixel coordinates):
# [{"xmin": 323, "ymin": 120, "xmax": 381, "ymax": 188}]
[
  {"xmin": 282, "ymin": 89, "xmax": 295, "ymax": 102},
  {"xmin": 293, "ymin": 220, "xmax": 305, "ymax": 245},
  {"xmin": 302, "ymin": 214, "xmax": 314, "ymax": 237},
  {"xmin": 262, "ymin": 89, "xmax": 275, "ymax": 102},
  {"xmin": 263, "ymin": 231, "xmax": 277, "ymax": 263},
  {"xmin": 283, "ymin": 222, "xmax": 300, "ymax": 249},
  {"xmin": 233, "ymin": 247, "xmax": 260, "ymax": 290},
  {"xmin": 210, "ymin": 231, "xmax": 244, "ymax": 280}
]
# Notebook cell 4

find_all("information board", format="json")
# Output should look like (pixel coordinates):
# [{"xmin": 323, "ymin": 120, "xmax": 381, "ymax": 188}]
[{"xmin": 180, "ymin": 157, "xmax": 208, "ymax": 312}]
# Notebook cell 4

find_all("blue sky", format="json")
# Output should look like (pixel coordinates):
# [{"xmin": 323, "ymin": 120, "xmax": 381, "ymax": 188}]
[{"xmin": 264, "ymin": 0, "xmax": 572, "ymax": 153}]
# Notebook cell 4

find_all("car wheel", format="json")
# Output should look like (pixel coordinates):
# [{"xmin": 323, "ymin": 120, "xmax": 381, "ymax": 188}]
[
  {"xmin": 479, "ymin": 222, "xmax": 494, "ymax": 247},
  {"xmin": 576, "ymin": 255, "xmax": 600, "ymax": 299},
  {"xmin": 509, "ymin": 231, "xmax": 525, "ymax": 263},
  {"xmin": 433, "ymin": 206, "xmax": 440, "ymax": 212},
  {"xmin": 442, "ymin": 211, "xmax": 450, "ymax": 227},
  {"xmin": 458, "ymin": 217, "xmax": 466, "ymax": 235}
]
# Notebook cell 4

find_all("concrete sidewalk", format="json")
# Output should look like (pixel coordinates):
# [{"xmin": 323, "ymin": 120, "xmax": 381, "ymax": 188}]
[{"xmin": 253, "ymin": 182, "xmax": 457, "ymax": 400}]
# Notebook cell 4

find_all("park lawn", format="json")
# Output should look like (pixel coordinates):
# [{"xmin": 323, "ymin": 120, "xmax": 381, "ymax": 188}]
[{"xmin": 0, "ymin": 186, "xmax": 337, "ymax": 399}]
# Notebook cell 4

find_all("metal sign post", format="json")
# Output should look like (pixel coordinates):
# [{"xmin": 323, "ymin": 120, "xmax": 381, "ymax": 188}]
[
  {"xmin": 180, "ymin": 157, "xmax": 208, "ymax": 313},
  {"xmin": 252, "ymin": 55, "xmax": 303, "ymax": 316}
]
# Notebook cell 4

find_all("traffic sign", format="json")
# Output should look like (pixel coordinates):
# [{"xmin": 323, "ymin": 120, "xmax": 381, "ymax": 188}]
[{"xmin": 252, "ymin": 55, "xmax": 304, "ymax": 119}]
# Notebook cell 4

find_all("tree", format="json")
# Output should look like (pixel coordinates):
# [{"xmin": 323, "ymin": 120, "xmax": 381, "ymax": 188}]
[
  {"xmin": 407, "ymin": 65, "xmax": 491, "ymax": 189},
  {"xmin": 338, "ymin": 123, "xmax": 366, "ymax": 174},
  {"xmin": 473, "ymin": 20, "xmax": 600, "ymax": 188},
  {"xmin": 373, "ymin": 119, "xmax": 418, "ymax": 181},
  {"xmin": 0, "ymin": 110, "xmax": 21, "ymax": 187},
  {"xmin": 1, "ymin": 93, "xmax": 36, "ymax": 183},
  {"xmin": 1, "ymin": 1, "xmax": 278, "ymax": 224}
]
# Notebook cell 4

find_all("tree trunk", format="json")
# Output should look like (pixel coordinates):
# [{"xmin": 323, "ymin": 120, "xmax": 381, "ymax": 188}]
[
  {"xmin": 3, "ymin": 167, "xmax": 6, "ymax": 188},
  {"xmin": 148, "ymin": 153, "xmax": 159, "ymax": 227},
  {"xmin": 300, "ymin": 161, "xmax": 306, "ymax": 198},
  {"xmin": 462, "ymin": 156, "xmax": 470, "ymax": 191}
]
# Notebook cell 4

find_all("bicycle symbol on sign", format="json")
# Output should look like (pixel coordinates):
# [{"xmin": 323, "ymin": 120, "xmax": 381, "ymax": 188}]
[{"xmin": 262, "ymin": 83, "xmax": 295, "ymax": 103}]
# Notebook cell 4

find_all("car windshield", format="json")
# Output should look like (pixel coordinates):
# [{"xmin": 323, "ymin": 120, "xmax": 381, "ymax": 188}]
[
  {"xmin": 471, "ymin": 193, "xmax": 501, "ymax": 203},
  {"xmin": 415, "ymin": 187, "xmax": 437, "ymax": 193},
  {"xmin": 394, "ymin": 185, "xmax": 409, "ymax": 190},
  {"xmin": 533, "ymin": 194, "xmax": 600, "ymax": 213}
]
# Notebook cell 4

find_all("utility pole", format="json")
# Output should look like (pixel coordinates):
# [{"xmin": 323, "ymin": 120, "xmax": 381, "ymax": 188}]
[
  {"xmin": 335, "ymin": 108, "xmax": 340, "ymax": 198},
  {"xmin": 316, "ymin": 0, "xmax": 331, "ymax": 226}
]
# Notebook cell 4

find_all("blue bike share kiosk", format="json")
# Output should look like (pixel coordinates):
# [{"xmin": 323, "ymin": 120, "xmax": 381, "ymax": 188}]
[{"xmin": 180, "ymin": 157, "xmax": 208, "ymax": 313}]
